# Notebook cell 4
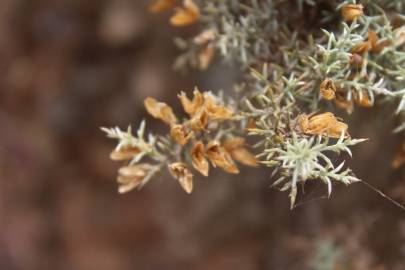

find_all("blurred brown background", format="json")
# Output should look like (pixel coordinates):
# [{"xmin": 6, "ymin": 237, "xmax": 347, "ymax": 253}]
[{"xmin": 0, "ymin": 1, "xmax": 404, "ymax": 269}]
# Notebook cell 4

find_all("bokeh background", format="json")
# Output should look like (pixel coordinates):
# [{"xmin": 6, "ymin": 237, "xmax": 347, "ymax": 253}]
[{"xmin": 0, "ymin": 1, "xmax": 404, "ymax": 269}]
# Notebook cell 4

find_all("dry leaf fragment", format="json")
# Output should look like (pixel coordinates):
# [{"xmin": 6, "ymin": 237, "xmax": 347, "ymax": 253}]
[
  {"xmin": 223, "ymin": 137, "xmax": 258, "ymax": 167},
  {"xmin": 206, "ymin": 141, "xmax": 239, "ymax": 174},
  {"xmin": 117, "ymin": 164, "xmax": 153, "ymax": 193},
  {"xmin": 320, "ymin": 79, "xmax": 336, "ymax": 100},
  {"xmin": 341, "ymin": 4, "xmax": 364, "ymax": 21},
  {"xmin": 170, "ymin": 0, "xmax": 200, "ymax": 26},
  {"xmin": 144, "ymin": 97, "xmax": 177, "ymax": 125},
  {"xmin": 149, "ymin": 0, "xmax": 177, "ymax": 13},
  {"xmin": 170, "ymin": 124, "xmax": 194, "ymax": 145},
  {"xmin": 168, "ymin": 162, "xmax": 193, "ymax": 193},
  {"xmin": 190, "ymin": 141, "xmax": 209, "ymax": 176}
]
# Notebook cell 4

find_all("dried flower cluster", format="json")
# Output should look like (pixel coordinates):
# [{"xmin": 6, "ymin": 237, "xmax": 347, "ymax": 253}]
[
  {"xmin": 104, "ymin": 0, "xmax": 405, "ymax": 208},
  {"xmin": 104, "ymin": 88, "xmax": 257, "ymax": 194}
]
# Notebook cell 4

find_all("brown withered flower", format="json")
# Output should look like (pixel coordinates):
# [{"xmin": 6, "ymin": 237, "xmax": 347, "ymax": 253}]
[
  {"xmin": 178, "ymin": 88, "xmax": 204, "ymax": 116},
  {"xmin": 206, "ymin": 141, "xmax": 239, "ymax": 174},
  {"xmin": 110, "ymin": 146, "xmax": 140, "ymax": 161},
  {"xmin": 190, "ymin": 141, "xmax": 209, "ymax": 176},
  {"xmin": 352, "ymin": 31, "xmax": 391, "ymax": 55},
  {"xmin": 341, "ymin": 4, "xmax": 364, "ymax": 21},
  {"xmin": 178, "ymin": 89, "xmax": 234, "ymax": 120},
  {"xmin": 392, "ymin": 143, "xmax": 405, "ymax": 169},
  {"xmin": 203, "ymin": 92, "xmax": 234, "ymax": 120},
  {"xmin": 170, "ymin": 0, "xmax": 200, "ymax": 27},
  {"xmin": 320, "ymin": 79, "xmax": 336, "ymax": 101},
  {"xmin": 368, "ymin": 30, "xmax": 391, "ymax": 53},
  {"xmin": 188, "ymin": 109, "xmax": 208, "ymax": 131},
  {"xmin": 170, "ymin": 124, "xmax": 194, "ymax": 146},
  {"xmin": 168, "ymin": 162, "xmax": 193, "ymax": 193},
  {"xmin": 117, "ymin": 164, "xmax": 154, "ymax": 193},
  {"xmin": 149, "ymin": 0, "xmax": 177, "ymax": 13},
  {"xmin": 223, "ymin": 137, "xmax": 258, "ymax": 167},
  {"xmin": 144, "ymin": 97, "xmax": 177, "ymax": 126},
  {"xmin": 298, "ymin": 112, "xmax": 349, "ymax": 138},
  {"xmin": 354, "ymin": 91, "xmax": 373, "ymax": 107}
]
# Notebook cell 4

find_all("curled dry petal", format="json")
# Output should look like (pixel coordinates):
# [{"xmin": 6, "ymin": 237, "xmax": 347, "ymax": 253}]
[
  {"xmin": 110, "ymin": 146, "xmax": 140, "ymax": 161},
  {"xmin": 298, "ymin": 112, "xmax": 349, "ymax": 138},
  {"xmin": 144, "ymin": 97, "xmax": 177, "ymax": 125},
  {"xmin": 170, "ymin": 124, "xmax": 194, "ymax": 145},
  {"xmin": 206, "ymin": 141, "xmax": 239, "ymax": 174},
  {"xmin": 168, "ymin": 162, "xmax": 193, "ymax": 193},
  {"xmin": 319, "ymin": 79, "xmax": 336, "ymax": 101},
  {"xmin": 117, "ymin": 164, "xmax": 153, "ymax": 193},
  {"xmin": 352, "ymin": 31, "xmax": 390, "ymax": 55},
  {"xmin": 190, "ymin": 141, "xmax": 209, "ymax": 176},
  {"xmin": 203, "ymin": 93, "xmax": 234, "ymax": 120},
  {"xmin": 341, "ymin": 4, "xmax": 364, "ymax": 21},
  {"xmin": 170, "ymin": 0, "xmax": 200, "ymax": 27},
  {"xmin": 149, "ymin": 0, "xmax": 177, "ymax": 13},
  {"xmin": 223, "ymin": 137, "xmax": 258, "ymax": 167},
  {"xmin": 189, "ymin": 109, "xmax": 208, "ymax": 131},
  {"xmin": 178, "ymin": 88, "xmax": 204, "ymax": 116}
]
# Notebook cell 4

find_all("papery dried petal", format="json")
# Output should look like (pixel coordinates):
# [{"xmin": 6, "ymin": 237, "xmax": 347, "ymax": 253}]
[
  {"xmin": 170, "ymin": 124, "xmax": 194, "ymax": 145},
  {"xmin": 206, "ymin": 141, "xmax": 239, "ymax": 174},
  {"xmin": 144, "ymin": 97, "xmax": 177, "ymax": 125},
  {"xmin": 320, "ymin": 79, "xmax": 336, "ymax": 101},
  {"xmin": 189, "ymin": 109, "xmax": 208, "ymax": 131},
  {"xmin": 110, "ymin": 146, "xmax": 140, "ymax": 161},
  {"xmin": 149, "ymin": 0, "xmax": 177, "ymax": 13},
  {"xmin": 224, "ymin": 137, "xmax": 258, "ymax": 167},
  {"xmin": 168, "ymin": 162, "xmax": 193, "ymax": 193},
  {"xmin": 190, "ymin": 141, "xmax": 209, "ymax": 176},
  {"xmin": 299, "ymin": 112, "xmax": 350, "ymax": 138},
  {"xmin": 327, "ymin": 121, "xmax": 349, "ymax": 138},
  {"xmin": 203, "ymin": 93, "xmax": 234, "ymax": 120},
  {"xmin": 170, "ymin": 0, "xmax": 200, "ymax": 27},
  {"xmin": 352, "ymin": 41, "xmax": 371, "ymax": 54},
  {"xmin": 341, "ymin": 4, "xmax": 364, "ymax": 21},
  {"xmin": 117, "ymin": 164, "xmax": 153, "ymax": 193},
  {"xmin": 178, "ymin": 88, "xmax": 204, "ymax": 116}
]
